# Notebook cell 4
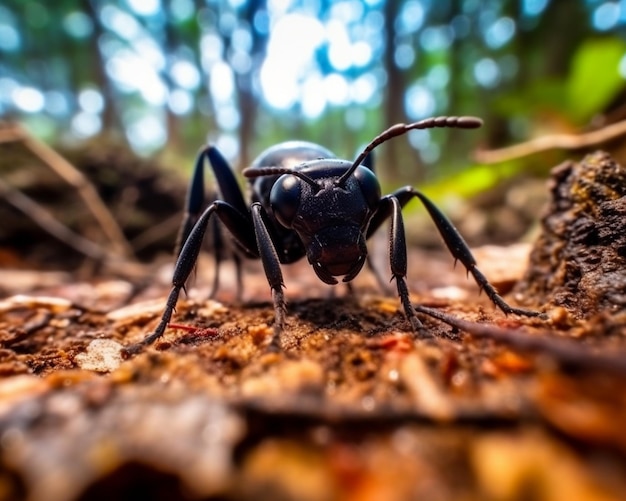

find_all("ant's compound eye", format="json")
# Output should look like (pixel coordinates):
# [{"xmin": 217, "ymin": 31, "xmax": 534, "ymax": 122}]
[
  {"xmin": 353, "ymin": 166, "xmax": 381, "ymax": 210},
  {"xmin": 270, "ymin": 174, "xmax": 302, "ymax": 228}
]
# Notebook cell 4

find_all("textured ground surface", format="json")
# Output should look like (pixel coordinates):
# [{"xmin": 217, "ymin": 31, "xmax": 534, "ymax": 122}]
[
  {"xmin": 0, "ymin": 151, "xmax": 625, "ymax": 501},
  {"xmin": 0, "ymin": 243, "xmax": 625, "ymax": 501}
]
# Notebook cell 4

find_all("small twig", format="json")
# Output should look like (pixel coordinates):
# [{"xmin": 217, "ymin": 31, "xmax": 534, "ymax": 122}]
[
  {"xmin": 399, "ymin": 351, "xmax": 455, "ymax": 420},
  {"xmin": 0, "ymin": 126, "xmax": 23, "ymax": 144},
  {"xmin": 3, "ymin": 123, "xmax": 134, "ymax": 258},
  {"xmin": 475, "ymin": 119, "xmax": 626, "ymax": 164},
  {"xmin": 415, "ymin": 305, "xmax": 626, "ymax": 375},
  {"xmin": 2, "ymin": 311, "xmax": 53, "ymax": 347},
  {"xmin": 235, "ymin": 396, "xmax": 530, "ymax": 425},
  {"xmin": 0, "ymin": 177, "xmax": 107, "ymax": 259},
  {"xmin": 130, "ymin": 212, "xmax": 180, "ymax": 252}
]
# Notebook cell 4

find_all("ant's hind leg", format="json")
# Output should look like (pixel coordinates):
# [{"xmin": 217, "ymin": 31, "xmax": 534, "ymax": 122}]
[{"xmin": 175, "ymin": 148, "xmax": 207, "ymax": 258}]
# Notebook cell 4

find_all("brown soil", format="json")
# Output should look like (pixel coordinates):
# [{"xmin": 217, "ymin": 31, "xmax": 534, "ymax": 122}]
[{"xmin": 0, "ymin": 150, "xmax": 625, "ymax": 501}]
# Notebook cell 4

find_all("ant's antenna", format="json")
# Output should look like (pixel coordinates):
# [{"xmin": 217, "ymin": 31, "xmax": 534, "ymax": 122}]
[
  {"xmin": 243, "ymin": 166, "xmax": 320, "ymax": 190},
  {"xmin": 335, "ymin": 116, "xmax": 483, "ymax": 187}
]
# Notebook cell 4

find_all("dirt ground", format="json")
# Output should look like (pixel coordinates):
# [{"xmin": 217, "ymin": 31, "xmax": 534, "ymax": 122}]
[{"xmin": 0, "ymin": 147, "xmax": 625, "ymax": 501}]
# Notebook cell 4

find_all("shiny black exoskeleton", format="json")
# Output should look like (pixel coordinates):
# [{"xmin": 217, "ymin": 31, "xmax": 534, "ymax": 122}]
[
  {"xmin": 247, "ymin": 141, "xmax": 338, "ymax": 269},
  {"xmin": 124, "ymin": 116, "xmax": 542, "ymax": 356}
]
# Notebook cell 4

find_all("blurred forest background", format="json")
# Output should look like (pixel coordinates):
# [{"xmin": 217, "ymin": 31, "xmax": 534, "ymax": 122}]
[
  {"xmin": 3, "ymin": 0, "xmax": 626, "ymax": 176},
  {"xmin": 1, "ymin": 0, "xmax": 626, "ymax": 269}
]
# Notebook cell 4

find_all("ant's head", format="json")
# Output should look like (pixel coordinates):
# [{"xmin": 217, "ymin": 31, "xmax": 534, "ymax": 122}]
[
  {"xmin": 247, "ymin": 161, "xmax": 380, "ymax": 284},
  {"xmin": 243, "ymin": 116, "xmax": 483, "ymax": 284},
  {"xmin": 305, "ymin": 221, "xmax": 369, "ymax": 284}
]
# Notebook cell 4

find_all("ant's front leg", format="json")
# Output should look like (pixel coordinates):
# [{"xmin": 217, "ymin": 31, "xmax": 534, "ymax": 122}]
[
  {"xmin": 405, "ymin": 187, "xmax": 547, "ymax": 318},
  {"xmin": 251, "ymin": 203, "xmax": 287, "ymax": 351},
  {"xmin": 122, "ymin": 204, "xmax": 218, "ymax": 357},
  {"xmin": 384, "ymin": 195, "xmax": 426, "ymax": 334},
  {"xmin": 122, "ymin": 201, "xmax": 255, "ymax": 358},
  {"xmin": 401, "ymin": 187, "xmax": 546, "ymax": 319}
]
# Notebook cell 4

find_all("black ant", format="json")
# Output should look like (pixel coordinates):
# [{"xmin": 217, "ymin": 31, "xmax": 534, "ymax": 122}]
[{"xmin": 123, "ymin": 116, "xmax": 542, "ymax": 356}]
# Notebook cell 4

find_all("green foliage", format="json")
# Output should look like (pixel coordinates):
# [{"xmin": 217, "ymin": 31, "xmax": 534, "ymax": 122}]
[
  {"xmin": 494, "ymin": 36, "xmax": 626, "ymax": 128},
  {"xmin": 493, "ymin": 80, "xmax": 566, "ymax": 118},
  {"xmin": 566, "ymin": 37, "xmax": 626, "ymax": 123},
  {"xmin": 422, "ymin": 162, "xmax": 520, "ymax": 201}
]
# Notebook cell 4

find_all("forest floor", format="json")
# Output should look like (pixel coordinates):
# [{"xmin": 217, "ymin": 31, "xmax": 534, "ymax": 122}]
[{"xmin": 0, "ymin": 140, "xmax": 625, "ymax": 501}]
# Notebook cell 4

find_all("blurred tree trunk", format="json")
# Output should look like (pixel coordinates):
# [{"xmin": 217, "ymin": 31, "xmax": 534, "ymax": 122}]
[
  {"xmin": 83, "ymin": 0, "xmax": 121, "ymax": 136},
  {"xmin": 382, "ymin": 0, "xmax": 404, "ymax": 182},
  {"xmin": 484, "ymin": 0, "xmax": 591, "ymax": 148},
  {"xmin": 382, "ymin": 0, "xmax": 423, "ymax": 184},
  {"xmin": 445, "ymin": 0, "xmax": 476, "ymax": 168},
  {"xmin": 234, "ymin": 0, "xmax": 268, "ymax": 169},
  {"xmin": 539, "ymin": 0, "xmax": 590, "ymax": 78},
  {"xmin": 192, "ymin": 0, "xmax": 218, "ymax": 149},
  {"xmin": 163, "ymin": 8, "xmax": 182, "ymax": 151}
]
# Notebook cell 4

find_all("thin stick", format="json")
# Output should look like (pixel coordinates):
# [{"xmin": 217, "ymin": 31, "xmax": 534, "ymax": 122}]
[
  {"xmin": 415, "ymin": 305, "xmax": 626, "ymax": 375},
  {"xmin": 0, "ymin": 127, "xmax": 23, "ymax": 144},
  {"xmin": 130, "ymin": 212, "xmax": 181, "ymax": 252},
  {"xmin": 3, "ymin": 123, "xmax": 133, "ymax": 258},
  {"xmin": 0, "ymin": 177, "xmax": 107, "ymax": 259},
  {"xmin": 475, "ymin": 119, "xmax": 626, "ymax": 164}
]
